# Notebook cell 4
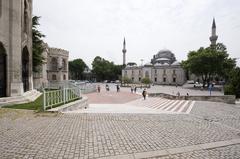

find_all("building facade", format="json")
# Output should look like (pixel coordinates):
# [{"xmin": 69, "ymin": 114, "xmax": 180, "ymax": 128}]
[
  {"xmin": 0, "ymin": 0, "xmax": 33, "ymax": 97},
  {"xmin": 122, "ymin": 49, "xmax": 186, "ymax": 85},
  {"xmin": 33, "ymin": 44, "xmax": 69, "ymax": 89}
]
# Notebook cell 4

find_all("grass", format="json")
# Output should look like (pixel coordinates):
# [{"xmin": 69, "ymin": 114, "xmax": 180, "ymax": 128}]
[
  {"xmin": 3, "ymin": 95, "xmax": 44, "ymax": 112},
  {"xmin": 3, "ymin": 93, "xmax": 81, "ymax": 112}
]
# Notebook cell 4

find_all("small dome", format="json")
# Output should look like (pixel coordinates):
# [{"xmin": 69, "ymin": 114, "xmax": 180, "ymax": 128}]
[
  {"xmin": 171, "ymin": 61, "xmax": 180, "ymax": 66},
  {"xmin": 154, "ymin": 63, "xmax": 162, "ymax": 66},
  {"xmin": 144, "ymin": 62, "xmax": 153, "ymax": 67},
  {"xmin": 162, "ymin": 62, "xmax": 169, "ymax": 66}
]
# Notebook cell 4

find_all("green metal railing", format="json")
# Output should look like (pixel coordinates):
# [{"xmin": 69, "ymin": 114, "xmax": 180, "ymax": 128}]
[{"xmin": 43, "ymin": 87, "xmax": 81, "ymax": 111}]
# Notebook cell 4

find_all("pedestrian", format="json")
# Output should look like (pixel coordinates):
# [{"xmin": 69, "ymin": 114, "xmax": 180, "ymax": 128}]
[
  {"xmin": 134, "ymin": 86, "xmax": 137, "ymax": 93},
  {"xmin": 185, "ymin": 92, "xmax": 189, "ymax": 100},
  {"xmin": 142, "ymin": 89, "xmax": 147, "ymax": 100},
  {"xmin": 97, "ymin": 85, "xmax": 101, "ymax": 93},
  {"xmin": 116, "ymin": 84, "xmax": 120, "ymax": 92},
  {"xmin": 131, "ymin": 85, "xmax": 134, "ymax": 93}
]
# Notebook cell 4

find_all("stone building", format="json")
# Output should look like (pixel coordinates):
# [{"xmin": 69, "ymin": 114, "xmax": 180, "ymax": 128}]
[
  {"xmin": 122, "ymin": 39, "xmax": 186, "ymax": 85},
  {"xmin": 33, "ymin": 44, "xmax": 69, "ymax": 89},
  {"xmin": 0, "ymin": 0, "xmax": 33, "ymax": 97}
]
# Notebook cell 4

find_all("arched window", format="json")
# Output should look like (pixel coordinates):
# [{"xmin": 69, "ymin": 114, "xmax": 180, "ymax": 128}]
[
  {"xmin": 51, "ymin": 57, "xmax": 58, "ymax": 71},
  {"xmin": 52, "ymin": 74, "xmax": 57, "ymax": 80}
]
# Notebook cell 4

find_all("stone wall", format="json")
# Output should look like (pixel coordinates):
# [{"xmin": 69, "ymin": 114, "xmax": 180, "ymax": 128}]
[{"xmin": 148, "ymin": 93, "xmax": 236, "ymax": 104}]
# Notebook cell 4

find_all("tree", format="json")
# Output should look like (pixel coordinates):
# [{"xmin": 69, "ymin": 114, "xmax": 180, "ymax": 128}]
[
  {"xmin": 32, "ymin": 16, "xmax": 45, "ymax": 72},
  {"xmin": 224, "ymin": 67, "xmax": 240, "ymax": 98},
  {"xmin": 69, "ymin": 59, "xmax": 87, "ymax": 80},
  {"xmin": 92, "ymin": 56, "xmax": 122, "ymax": 81},
  {"xmin": 141, "ymin": 77, "xmax": 151, "ymax": 85},
  {"xmin": 182, "ymin": 43, "xmax": 236, "ymax": 87}
]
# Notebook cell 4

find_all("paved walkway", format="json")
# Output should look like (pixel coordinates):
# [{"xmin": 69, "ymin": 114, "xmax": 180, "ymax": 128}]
[{"xmin": 1, "ymin": 85, "xmax": 240, "ymax": 159}]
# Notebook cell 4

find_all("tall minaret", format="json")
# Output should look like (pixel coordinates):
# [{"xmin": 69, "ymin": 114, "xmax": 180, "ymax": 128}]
[
  {"xmin": 209, "ymin": 18, "xmax": 218, "ymax": 46},
  {"xmin": 122, "ymin": 37, "xmax": 127, "ymax": 66}
]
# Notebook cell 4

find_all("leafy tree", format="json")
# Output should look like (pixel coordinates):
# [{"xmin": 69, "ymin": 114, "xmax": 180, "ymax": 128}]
[
  {"xmin": 141, "ymin": 77, "xmax": 151, "ymax": 85},
  {"xmin": 32, "ymin": 16, "xmax": 45, "ymax": 72},
  {"xmin": 92, "ymin": 56, "xmax": 122, "ymax": 81},
  {"xmin": 69, "ymin": 59, "xmax": 87, "ymax": 80},
  {"xmin": 182, "ymin": 43, "xmax": 235, "ymax": 87},
  {"xmin": 224, "ymin": 67, "xmax": 240, "ymax": 98}
]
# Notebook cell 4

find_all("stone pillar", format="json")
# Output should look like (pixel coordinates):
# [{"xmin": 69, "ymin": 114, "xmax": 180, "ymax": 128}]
[{"xmin": 9, "ymin": 0, "xmax": 24, "ymax": 96}]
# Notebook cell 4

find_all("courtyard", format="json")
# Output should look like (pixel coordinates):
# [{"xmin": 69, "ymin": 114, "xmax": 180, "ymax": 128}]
[{"xmin": 1, "ymin": 85, "xmax": 240, "ymax": 159}]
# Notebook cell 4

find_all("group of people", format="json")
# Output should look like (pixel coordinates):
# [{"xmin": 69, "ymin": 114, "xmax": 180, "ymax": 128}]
[
  {"xmin": 97, "ymin": 84, "xmax": 120, "ymax": 93},
  {"xmin": 130, "ymin": 85, "xmax": 138, "ymax": 93}
]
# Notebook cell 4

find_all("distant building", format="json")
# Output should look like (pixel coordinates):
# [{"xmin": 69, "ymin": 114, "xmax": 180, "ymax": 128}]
[
  {"xmin": 33, "ymin": 44, "xmax": 69, "ymax": 89},
  {"xmin": 122, "ymin": 39, "xmax": 186, "ymax": 85}
]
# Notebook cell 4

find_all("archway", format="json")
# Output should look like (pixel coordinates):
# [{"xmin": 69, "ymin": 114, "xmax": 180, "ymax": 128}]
[
  {"xmin": 22, "ymin": 46, "xmax": 29, "ymax": 92},
  {"xmin": 0, "ymin": 43, "xmax": 6, "ymax": 97}
]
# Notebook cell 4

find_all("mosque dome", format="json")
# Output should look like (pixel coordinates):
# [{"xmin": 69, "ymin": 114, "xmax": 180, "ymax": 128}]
[{"xmin": 151, "ymin": 49, "xmax": 176, "ymax": 65}]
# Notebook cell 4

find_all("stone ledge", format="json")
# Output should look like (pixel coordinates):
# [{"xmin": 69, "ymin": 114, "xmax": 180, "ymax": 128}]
[
  {"xmin": 47, "ymin": 96, "xmax": 88, "ymax": 112},
  {"xmin": 148, "ymin": 93, "xmax": 236, "ymax": 104}
]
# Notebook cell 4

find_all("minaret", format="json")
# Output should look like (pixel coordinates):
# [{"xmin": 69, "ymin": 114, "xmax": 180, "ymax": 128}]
[
  {"xmin": 209, "ymin": 18, "xmax": 218, "ymax": 46},
  {"xmin": 122, "ymin": 37, "xmax": 127, "ymax": 66}
]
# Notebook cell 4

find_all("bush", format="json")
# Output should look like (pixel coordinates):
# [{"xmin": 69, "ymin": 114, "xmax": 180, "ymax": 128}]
[{"xmin": 224, "ymin": 67, "xmax": 240, "ymax": 98}]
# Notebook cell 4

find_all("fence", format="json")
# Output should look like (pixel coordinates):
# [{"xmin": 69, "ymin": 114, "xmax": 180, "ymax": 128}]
[
  {"xmin": 43, "ymin": 87, "xmax": 81, "ymax": 111},
  {"xmin": 46, "ymin": 81, "xmax": 96, "ymax": 94}
]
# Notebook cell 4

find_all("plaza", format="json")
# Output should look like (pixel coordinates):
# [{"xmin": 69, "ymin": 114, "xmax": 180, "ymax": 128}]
[{"xmin": 1, "ymin": 85, "xmax": 240, "ymax": 159}]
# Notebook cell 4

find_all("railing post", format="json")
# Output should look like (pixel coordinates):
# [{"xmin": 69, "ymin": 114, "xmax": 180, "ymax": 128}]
[
  {"xmin": 43, "ymin": 89, "xmax": 46, "ymax": 111},
  {"xmin": 63, "ymin": 88, "xmax": 66, "ymax": 104}
]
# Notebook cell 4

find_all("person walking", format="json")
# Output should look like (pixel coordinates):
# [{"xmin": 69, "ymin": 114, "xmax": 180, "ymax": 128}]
[
  {"xmin": 116, "ymin": 84, "xmax": 120, "ymax": 92},
  {"xmin": 142, "ymin": 89, "xmax": 147, "ymax": 100},
  {"xmin": 97, "ymin": 85, "xmax": 101, "ymax": 93},
  {"xmin": 131, "ymin": 85, "xmax": 134, "ymax": 93},
  {"xmin": 134, "ymin": 86, "xmax": 137, "ymax": 93}
]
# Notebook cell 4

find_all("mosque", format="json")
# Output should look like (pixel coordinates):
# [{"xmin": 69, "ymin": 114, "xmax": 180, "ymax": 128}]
[{"xmin": 122, "ymin": 18, "xmax": 218, "ymax": 85}]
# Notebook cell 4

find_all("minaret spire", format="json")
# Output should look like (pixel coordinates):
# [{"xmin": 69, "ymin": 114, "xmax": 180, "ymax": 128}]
[
  {"xmin": 209, "ymin": 18, "xmax": 218, "ymax": 46},
  {"xmin": 122, "ymin": 37, "xmax": 127, "ymax": 66}
]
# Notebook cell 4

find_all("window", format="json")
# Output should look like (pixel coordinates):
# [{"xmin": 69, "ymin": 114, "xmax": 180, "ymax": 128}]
[
  {"xmin": 132, "ymin": 70, "xmax": 134, "ymax": 75},
  {"xmin": 132, "ymin": 77, "xmax": 134, "ymax": 81},
  {"xmin": 139, "ymin": 70, "xmax": 141, "ymax": 74},
  {"xmin": 173, "ymin": 77, "xmax": 176, "ymax": 82},
  {"xmin": 155, "ymin": 69, "xmax": 157, "ymax": 74},
  {"xmin": 163, "ymin": 69, "xmax": 166, "ymax": 74},
  {"xmin": 51, "ymin": 57, "xmax": 58, "ymax": 71},
  {"xmin": 173, "ymin": 69, "xmax": 176, "ymax": 74},
  {"xmin": 52, "ymin": 74, "xmax": 57, "ymax": 80},
  {"xmin": 139, "ymin": 77, "xmax": 141, "ymax": 81},
  {"xmin": 154, "ymin": 77, "xmax": 157, "ymax": 82},
  {"xmin": 63, "ymin": 74, "xmax": 66, "ymax": 80},
  {"xmin": 163, "ymin": 77, "xmax": 166, "ymax": 82}
]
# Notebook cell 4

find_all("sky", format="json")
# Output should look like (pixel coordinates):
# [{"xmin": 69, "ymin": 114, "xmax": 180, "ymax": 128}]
[{"xmin": 33, "ymin": 0, "xmax": 240, "ymax": 67}]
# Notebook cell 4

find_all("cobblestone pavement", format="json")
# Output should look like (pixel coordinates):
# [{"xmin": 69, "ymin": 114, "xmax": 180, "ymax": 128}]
[
  {"xmin": 1, "ymin": 103, "xmax": 240, "ymax": 159},
  {"xmin": 191, "ymin": 101, "xmax": 240, "ymax": 131}
]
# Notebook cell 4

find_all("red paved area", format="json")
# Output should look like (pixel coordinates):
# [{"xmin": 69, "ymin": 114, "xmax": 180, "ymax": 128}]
[{"xmin": 86, "ymin": 90, "xmax": 141, "ymax": 104}]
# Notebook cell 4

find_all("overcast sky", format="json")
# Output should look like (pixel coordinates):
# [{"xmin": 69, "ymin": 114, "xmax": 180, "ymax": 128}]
[{"xmin": 33, "ymin": 0, "xmax": 240, "ymax": 67}]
